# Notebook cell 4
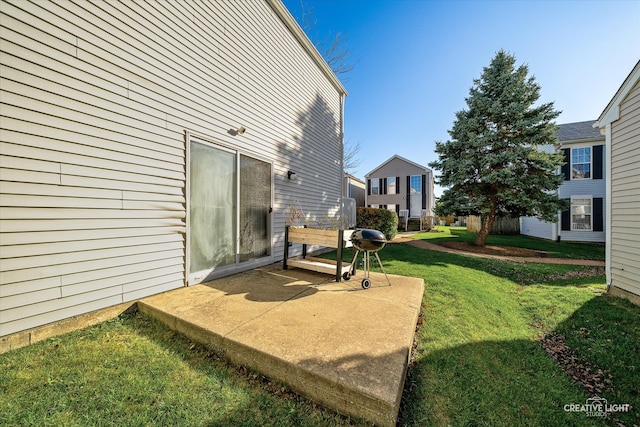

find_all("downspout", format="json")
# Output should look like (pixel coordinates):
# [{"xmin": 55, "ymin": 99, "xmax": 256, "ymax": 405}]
[
  {"xmin": 340, "ymin": 92, "xmax": 346, "ymax": 226},
  {"xmin": 340, "ymin": 93, "xmax": 345, "ymax": 202},
  {"xmin": 604, "ymin": 123, "xmax": 612, "ymax": 290}
]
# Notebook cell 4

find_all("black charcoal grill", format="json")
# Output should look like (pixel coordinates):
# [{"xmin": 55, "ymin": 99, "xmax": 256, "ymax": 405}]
[{"xmin": 344, "ymin": 229, "xmax": 391, "ymax": 289}]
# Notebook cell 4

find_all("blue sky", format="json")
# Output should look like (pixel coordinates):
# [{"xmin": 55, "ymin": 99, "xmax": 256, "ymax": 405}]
[{"xmin": 282, "ymin": 0, "xmax": 640, "ymax": 196}]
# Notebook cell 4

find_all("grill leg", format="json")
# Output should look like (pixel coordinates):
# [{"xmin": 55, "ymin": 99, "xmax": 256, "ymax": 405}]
[
  {"xmin": 373, "ymin": 252, "xmax": 391, "ymax": 286},
  {"xmin": 349, "ymin": 249, "xmax": 359, "ymax": 276},
  {"xmin": 364, "ymin": 251, "xmax": 370, "ymax": 279}
]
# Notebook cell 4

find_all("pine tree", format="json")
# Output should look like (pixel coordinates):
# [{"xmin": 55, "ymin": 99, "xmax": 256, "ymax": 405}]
[{"xmin": 429, "ymin": 51, "xmax": 566, "ymax": 246}]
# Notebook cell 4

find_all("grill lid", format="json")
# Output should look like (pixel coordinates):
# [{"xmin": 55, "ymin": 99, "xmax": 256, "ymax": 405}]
[{"xmin": 350, "ymin": 229, "xmax": 387, "ymax": 252}]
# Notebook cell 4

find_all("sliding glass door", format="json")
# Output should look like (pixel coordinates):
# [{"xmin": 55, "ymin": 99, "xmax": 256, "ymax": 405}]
[{"xmin": 189, "ymin": 140, "xmax": 272, "ymax": 282}]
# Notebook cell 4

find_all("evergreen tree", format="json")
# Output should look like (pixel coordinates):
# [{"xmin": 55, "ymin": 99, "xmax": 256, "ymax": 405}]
[{"xmin": 429, "ymin": 51, "xmax": 567, "ymax": 246}]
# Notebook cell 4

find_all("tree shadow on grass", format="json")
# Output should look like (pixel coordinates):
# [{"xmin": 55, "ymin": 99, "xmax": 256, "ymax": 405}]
[
  {"xmin": 326, "ymin": 242, "xmax": 605, "ymax": 289},
  {"xmin": 551, "ymin": 295, "xmax": 640, "ymax": 427},
  {"xmin": 398, "ymin": 292, "xmax": 639, "ymax": 427},
  {"xmin": 398, "ymin": 338, "xmax": 607, "ymax": 427}
]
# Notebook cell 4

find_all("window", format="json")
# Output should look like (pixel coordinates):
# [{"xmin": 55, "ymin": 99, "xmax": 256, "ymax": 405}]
[
  {"xmin": 572, "ymin": 147, "xmax": 591, "ymax": 179},
  {"xmin": 387, "ymin": 177, "xmax": 396, "ymax": 194},
  {"xmin": 371, "ymin": 179, "xmax": 379, "ymax": 195},
  {"xmin": 387, "ymin": 204, "xmax": 396, "ymax": 212},
  {"xmin": 571, "ymin": 198, "xmax": 592, "ymax": 230},
  {"xmin": 410, "ymin": 175, "xmax": 422, "ymax": 193}
]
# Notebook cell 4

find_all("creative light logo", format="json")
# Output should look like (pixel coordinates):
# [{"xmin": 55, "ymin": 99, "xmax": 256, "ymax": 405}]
[{"xmin": 564, "ymin": 396, "xmax": 631, "ymax": 418}]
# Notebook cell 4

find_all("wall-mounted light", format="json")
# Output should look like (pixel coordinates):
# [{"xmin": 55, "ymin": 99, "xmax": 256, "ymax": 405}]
[
  {"xmin": 287, "ymin": 170, "xmax": 296, "ymax": 180},
  {"xmin": 236, "ymin": 126, "xmax": 246, "ymax": 135}
]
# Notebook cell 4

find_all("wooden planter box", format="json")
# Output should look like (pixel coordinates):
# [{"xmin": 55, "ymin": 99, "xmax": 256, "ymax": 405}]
[{"xmin": 283, "ymin": 226, "xmax": 354, "ymax": 282}]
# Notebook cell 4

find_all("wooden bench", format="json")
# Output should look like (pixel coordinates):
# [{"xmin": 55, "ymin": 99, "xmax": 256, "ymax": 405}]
[{"xmin": 283, "ymin": 226, "xmax": 354, "ymax": 282}]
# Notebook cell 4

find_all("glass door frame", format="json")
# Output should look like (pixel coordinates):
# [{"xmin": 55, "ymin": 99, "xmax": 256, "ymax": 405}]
[{"xmin": 185, "ymin": 132, "xmax": 274, "ymax": 285}]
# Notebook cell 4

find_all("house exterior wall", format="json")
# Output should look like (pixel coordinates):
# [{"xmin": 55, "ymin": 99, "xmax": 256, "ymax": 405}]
[
  {"xmin": 365, "ymin": 156, "xmax": 435, "ymax": 215},
  {"xmin": 608, "ymin": 79, "xmax": 640, "ymax": 299},
  {"xmin": 557, "ymin": 140, "xmax": 606, "ymax": 243},
  {"xmin": 520, "ymin": 216, "xmax": 556, "ymax": 241},
  {"xmin": 344, "ymin": 174, "xmax": 365, "ymax": 207},
  {"xmin": 520, "ymin": 131, "xmax": 606, "ymax": 243},
  {"xmin": 1, "ymin": 0, "xmax": 345, "ymax": 337}
]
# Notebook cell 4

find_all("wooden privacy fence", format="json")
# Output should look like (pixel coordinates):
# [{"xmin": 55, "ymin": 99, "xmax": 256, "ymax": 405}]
[{"xmin": 467, "ymin": 216, "xmax": 520, "ymax": 235}]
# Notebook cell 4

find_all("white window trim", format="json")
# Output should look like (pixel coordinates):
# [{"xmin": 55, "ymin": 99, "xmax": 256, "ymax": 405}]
[
  {"xmin": 387, "ymin": 176, "xmax": 396, "ymax": 194},
  {"xmin": 571, "ymin": 146, "xmax": 592, "ymax": 180},
  {"xmin": 371, "ymin": 179, "xmax": 380, "ymax": 195},
  {"xmin": 570, "ymin": 196, "xmax": 593, "ymax": 231},
  {"xmin": 410, "ymin": 175, "xmax": 422, "ymax": 193}
]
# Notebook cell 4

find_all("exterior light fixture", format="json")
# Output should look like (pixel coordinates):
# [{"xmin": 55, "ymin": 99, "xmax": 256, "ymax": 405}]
[
  {"xmin": 236, "ymin": 126, "xmax": 246, "ymax": 135},
  {"xmin": 287, "ymin": 170, "xmax": 296, "ymax": 180}
]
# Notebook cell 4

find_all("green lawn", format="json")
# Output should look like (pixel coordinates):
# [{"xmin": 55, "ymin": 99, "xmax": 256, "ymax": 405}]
[
  {"xmin": 420, "ymin": 226, "xmax": 606, "ymax": 261},
  {"xmin": 1, "ymin": 233, "xmax": 637, "ymax": 426}
]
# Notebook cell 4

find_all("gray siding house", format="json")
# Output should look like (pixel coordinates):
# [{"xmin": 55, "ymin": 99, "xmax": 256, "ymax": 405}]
[
  {"xmin": 595, "ymin": 60, "xmax": 640, "ymax": 305},
  {"xmin": 365, "ymin": 155, "xmax": 435, "ymax": 219},
  {"xmin": 521, "ymin": 121, "xmax": 606, "ymax": 242},
  {"xmin": 344, "ymin": 173, "xmax": 366, "ymax": 207},
  {"xmin": 0, "ymin": 0, "xmax": 346, "ymax": 342}
]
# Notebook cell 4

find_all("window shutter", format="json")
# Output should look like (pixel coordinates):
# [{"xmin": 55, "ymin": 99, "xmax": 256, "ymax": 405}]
[
  {"xmin": 406, "ymin": 176, "xmax": 411, "ymax": 210},
  {"xmin": 383, "ymin": 178, "xmax": 387, "ymax": 195},
  {"xmin": 396, "ymin": 176, "xmax": 400, "ymax": 194},
  {"xmin": 561, "ymin": 199, "xmax": 571, "ymax": 231},
  {"xmin": 561, "ymin": 148, "xmax": 570, "ymax": 181},
  {"xmin": 593, "ymin": 197, "xmax": 604, "ymax": 231},
  {"xmin": 593, "ymin": 145, "xmax": 603, "ymax": 180},
  {"xmin": 367, "ymin": 179, "xmax": 371, "ymax": 196},
  {"xmin": 379, "ymin": 178, "xmax": 383, "ymax": 195}
]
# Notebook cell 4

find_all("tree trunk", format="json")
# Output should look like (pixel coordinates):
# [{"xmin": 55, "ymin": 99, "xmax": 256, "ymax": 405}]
[{"xmin": 474, "ymin": 202, "xmax": 497, "ymax": 247}]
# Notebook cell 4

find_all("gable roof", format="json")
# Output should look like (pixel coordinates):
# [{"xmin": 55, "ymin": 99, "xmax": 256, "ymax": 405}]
[
  {"xmin": 344, "ymin": 172, "xmax": 365, "ymax": 184},
  {"xmin": 556, "ymin": 120, "xmax": 602, "ymax": 143},
  {"xmin": 365, "ymin": 154, "xmax": 431, "ymax": 178},
  {"xmin": 595, "ymin": 60, "xmax": 640, "ymax": 128}
]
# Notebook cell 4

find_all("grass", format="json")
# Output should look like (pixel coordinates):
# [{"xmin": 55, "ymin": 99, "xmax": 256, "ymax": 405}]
[
  {"xmin": 379, "ymin": 243, "xmax": 637, "ymax": 426},
  {"xmin": 1, "ymin": 228, "xmax": 637, "ymax": 426},
  {"xmin": 418, "ymin": 226, "xmax": 606, "ymax": 260},
  {"xmin": 0, "ymin": 314, "xmax": 347, "ymax": 427}
]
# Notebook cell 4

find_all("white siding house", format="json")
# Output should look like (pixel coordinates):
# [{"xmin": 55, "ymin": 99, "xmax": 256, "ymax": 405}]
[
  {"xmin": 0, "ymin": 0, "xmax": 346, "ymax": 343},
  {"xmin": 520, "ymin": 121, "xmax": 606, "ymax": 242},
  {"xmin": 594, "ymin": 60, "xmax": 640, "ymax": 305}
]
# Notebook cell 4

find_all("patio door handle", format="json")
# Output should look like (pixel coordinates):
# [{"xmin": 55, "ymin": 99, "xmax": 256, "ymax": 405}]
[{"xmin": 268, "ymin": 205, "xmax": 273, "ymax": 213}]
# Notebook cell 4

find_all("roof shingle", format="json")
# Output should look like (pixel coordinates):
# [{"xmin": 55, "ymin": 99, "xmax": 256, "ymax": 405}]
[{"xmin": 556, "ymin": 120, "xmax": 602, "ymax": 142}]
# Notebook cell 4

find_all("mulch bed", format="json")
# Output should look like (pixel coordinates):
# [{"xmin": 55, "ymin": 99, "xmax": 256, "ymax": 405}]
[
  {"xmin": 539, "ymin": 332, "xmax": 613, "ymax": 396},
  {"xmin": 438, "ymin": 241, "xmax": 548, "ymax": 257}
]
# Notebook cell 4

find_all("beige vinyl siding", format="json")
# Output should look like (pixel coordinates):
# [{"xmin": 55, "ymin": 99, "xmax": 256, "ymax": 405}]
[
  {"xmin": 610, "ymin": 79, "xmax": 640, "ymax": 297},
  {"xmin": 366, "ymin": 157, "xmax": 434, "ymax": 213},
  {"xmin": 1, "ymin": 0, "xmax": 343, "ymax": 336}
]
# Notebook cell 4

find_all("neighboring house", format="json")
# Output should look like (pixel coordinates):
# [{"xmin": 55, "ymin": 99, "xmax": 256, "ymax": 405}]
[
  {"xmin": 365, "ymin": 155, "xmax": 435, "ymax": 220},
  {"xmin": 594, "ymin": 60, "xmax": 640, "ymax": 305},
  {"xmin": 343, "ymin": 173, "xmax": 366, "ymax": 207},
  {"xmin": 0, "ymin": 0, "xmax": 347, "ymax": 340},
  {"xmin": 521, "ymin": 121, "xmax": 606, "ymax": 242}
]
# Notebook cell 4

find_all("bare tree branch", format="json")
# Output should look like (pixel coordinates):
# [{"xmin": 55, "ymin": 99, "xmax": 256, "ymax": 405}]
[
  {"xmin": 295, "ymin": 1, "xmax": 356, "ymax": 81},
  {"xmin": 343, "ymin": 138, "xmax": 362, "ymax": 174}
]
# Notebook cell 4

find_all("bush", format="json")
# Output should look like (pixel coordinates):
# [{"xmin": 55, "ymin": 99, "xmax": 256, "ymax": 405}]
[{"xmin": 356, "ymin": 207, "xmax": 398, "ymax": 241}]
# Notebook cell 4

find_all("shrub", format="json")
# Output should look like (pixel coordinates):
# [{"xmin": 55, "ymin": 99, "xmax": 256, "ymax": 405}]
[{"xmin": 356, "ymin": 207, "xmax": 398, "ymax": 241}]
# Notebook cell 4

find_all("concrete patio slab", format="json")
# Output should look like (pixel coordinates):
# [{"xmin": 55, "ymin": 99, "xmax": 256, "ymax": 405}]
[{"xmin": 138, "ymin": 263, "xmax": 424, "ymax": 426}]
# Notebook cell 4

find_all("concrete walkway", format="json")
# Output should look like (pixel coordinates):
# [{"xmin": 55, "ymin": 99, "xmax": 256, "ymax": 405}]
[{"xmin": 138, "ymin": 264, "xmax": 424, "ymax": 426}]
